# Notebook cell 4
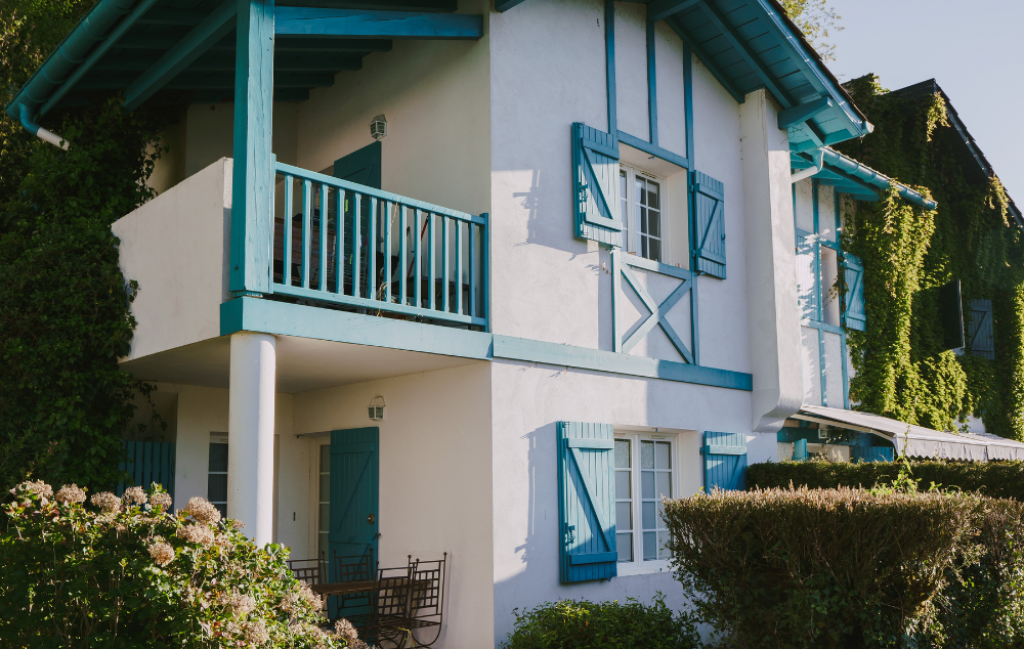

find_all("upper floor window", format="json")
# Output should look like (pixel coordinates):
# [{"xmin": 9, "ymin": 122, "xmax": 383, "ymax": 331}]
[{"xmin": 620, "ymin": 166, "xmax": 663, "ymax": 263}]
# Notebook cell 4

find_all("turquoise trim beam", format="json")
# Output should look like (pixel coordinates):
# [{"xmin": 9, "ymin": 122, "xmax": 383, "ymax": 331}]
[
  {"xmin": 646, "ymin": 16, "xmax": 657, "ymax": 146},
  {"xmin": 220, "ymin": 298, "xmax": 753, "ymax": 391},
  {"xmin": 605, "ymin": 0, "xmax": 617, "ymax": 135},
  {"xmin": 230, "ymin": 0, "xmax": 275, "ymax": 297},
  {"xmin": 40, "ymin": 0, "xmax": 161, "ymax": 116},
  {"xmin": 492, "ymin": 336, "xmax": 751, "ymax": 391},
  {"xmin": 777, "ymin": 97, "xmax": 832, "ymax": 130},
  {"xmin": 275, "ymin": 8, "xmax": 483, "ymax": 39},
  {"xmin": 617, "ymin": 130, "xmax": 689, "ymax": 169},
  {"xmin": 221, "ymin": 298, "xmax": 494, "ymax": 359},
  {"xmin": 648, "ymin": 0, "xmax": 700, "ymax": 22},
  {"xmin": 124, "ymin": 0, "xmax": 238, "ymax": 111},
  {"xmin": 683, "ymin": 41, "xmax": 699, "ymax": 366}
]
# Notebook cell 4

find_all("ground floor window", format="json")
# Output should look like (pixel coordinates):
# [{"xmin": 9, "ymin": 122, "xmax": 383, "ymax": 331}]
[
  {"xmin": 615, "ymin": 433, "xmax": 675, "ymax": 569},
  {"xmin": 208, "ymin": 435, "xmax": 228, "ymax": 518}
]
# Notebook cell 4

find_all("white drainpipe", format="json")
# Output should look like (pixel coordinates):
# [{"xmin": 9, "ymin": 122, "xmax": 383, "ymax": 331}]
[
  {"xmin": 20, "ymin": 104, "xmax": 70, "ymax": 150},
  {"xmin": 790, "ymin": 148, "xmax": 823, "ymax": 183}
]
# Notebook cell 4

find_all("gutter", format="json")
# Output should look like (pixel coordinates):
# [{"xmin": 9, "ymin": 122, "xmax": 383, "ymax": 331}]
[
  {"xmin": 20, "ymin": 104, "xmax": 69, "ymax": 150},
  {"xmin": 4, "ymin": 0, "xmax": 135, "ymax": 122},
  {"xmin": 797, "ymin": 148, "xmax": 938, "ymax": 211}
]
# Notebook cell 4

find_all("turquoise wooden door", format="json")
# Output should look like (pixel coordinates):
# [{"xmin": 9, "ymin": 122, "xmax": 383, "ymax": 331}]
[
  {"xmin": 329, "ymin": 427, "xmax": 380, "ymax": 563},
  {"xmin": 334, "ymin": 142, "xmax": 382, "ymax": 298}
]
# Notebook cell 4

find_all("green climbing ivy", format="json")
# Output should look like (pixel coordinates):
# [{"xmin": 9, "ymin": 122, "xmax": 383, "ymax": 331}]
[
  {"xmin": 837, "ymin": 74, "xmax": 1024, "ymax": 440},
  {"xmin": 0, "ymin": 0, "xmax": 171, "ymax": 497}
]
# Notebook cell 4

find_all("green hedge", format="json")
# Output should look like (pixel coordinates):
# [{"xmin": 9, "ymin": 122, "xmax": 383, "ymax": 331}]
[
  {"xmin": 663, "ymin": 485, "xmax": 1024, "ymax": 649},
  {"xmin": 500, "ymin": 595, "xmax": 700, "ymax": 649},
  {"xmin": 747, "ymin": 459, "xmax": 1024, "ymax": 500}
]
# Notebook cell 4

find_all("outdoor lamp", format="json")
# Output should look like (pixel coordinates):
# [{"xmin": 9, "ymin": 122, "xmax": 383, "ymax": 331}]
[
  {"xmin": 370, "ymin": 114, "xmax": 387, "ymax": 140},
  {"xmin": 368, "ymin": 395, "xmax": 386, "ymax": 421}
]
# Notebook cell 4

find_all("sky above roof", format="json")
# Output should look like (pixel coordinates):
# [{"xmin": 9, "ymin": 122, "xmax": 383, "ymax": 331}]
[{"xmin": 829, "ymin": 0, "xmax": 1023, "ymax": 203}]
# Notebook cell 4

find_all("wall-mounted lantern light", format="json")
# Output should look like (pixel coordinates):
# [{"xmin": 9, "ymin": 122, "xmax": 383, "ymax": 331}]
[
  {"xmin": 370, "ymin": 114, "xmax": 387, "ymax": 140},
  {"xmin": 368, "ymin": 395, "xmax": 386, "ymax": 421}
]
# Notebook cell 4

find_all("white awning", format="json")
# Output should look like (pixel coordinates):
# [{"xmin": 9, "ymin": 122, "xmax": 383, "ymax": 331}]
[{"xmin": 794, "ymin": 405, "xmax": 1024, "ymax": 462}]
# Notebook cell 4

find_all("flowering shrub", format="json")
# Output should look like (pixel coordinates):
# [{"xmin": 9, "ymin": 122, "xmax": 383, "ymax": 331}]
[{"xmin": 0, "ymin": 481, "xmax": 366, "ymax": 648}]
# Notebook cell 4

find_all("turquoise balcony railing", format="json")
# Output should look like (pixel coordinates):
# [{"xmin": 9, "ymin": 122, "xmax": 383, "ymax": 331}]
[{"xmin": 270, "ymin": 162, "xmax": 488, "ymax": 328}]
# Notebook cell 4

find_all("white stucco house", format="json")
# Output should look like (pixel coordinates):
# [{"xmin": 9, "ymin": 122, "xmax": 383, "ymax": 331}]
[{"xmin": 13, "ymin": 0, "xmax": 1024, "ymax": 646}]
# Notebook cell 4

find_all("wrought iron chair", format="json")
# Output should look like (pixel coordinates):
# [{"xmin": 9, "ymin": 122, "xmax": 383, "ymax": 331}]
[
  {"xmin": 369, "ymin": 554, "xmax": 447, "ymax": 649},
  {"xmin": 330, "ymin": 548, "xmax": 376, "ymax": 630},
  {"xmin": 286, "ymin": 556, "xmax": 324, "ymax": 586}
]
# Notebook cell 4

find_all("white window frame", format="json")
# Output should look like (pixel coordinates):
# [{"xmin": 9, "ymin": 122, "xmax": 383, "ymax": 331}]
[
  {"xmin": 614, "ymin": 431, "xmax": 680, "ymax": 576},
  {"xmin": 316, "ymin": 441, "xmax": 331, "ymax": 562},
  {"xmin": 619, "ymin": 165, "xmax": 667, "ymax": 263},
  {"xmin": 208, "ymin": 433, "xmax": 229, "ymax": 518}
]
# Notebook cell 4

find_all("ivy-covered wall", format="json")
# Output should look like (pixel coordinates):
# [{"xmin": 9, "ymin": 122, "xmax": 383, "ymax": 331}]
[{"xmin": 836, "ymin": 75, "xmax": 1024, "ymax": 440}]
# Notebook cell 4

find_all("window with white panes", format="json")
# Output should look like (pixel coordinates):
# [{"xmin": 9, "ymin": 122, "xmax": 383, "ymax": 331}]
[
  {"xmin": 208, "ymin": 435, "xmax": 228, "ymax": 518},
  {"xmin": 620, "ymin": 166, "xmax": 664, "ymax": 262},
  {"xmin": 317, "ymin": 444, "xmax": 330, "ymax": 559},
  {"xmin": 614, "ymin": 434, "xmax": 675, "ymax": 568}
]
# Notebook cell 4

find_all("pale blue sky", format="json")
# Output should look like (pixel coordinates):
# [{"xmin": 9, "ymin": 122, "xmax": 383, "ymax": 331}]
[{"xmin": 828, "ymin": 0, "xmax": 1024, "ymax": 203}]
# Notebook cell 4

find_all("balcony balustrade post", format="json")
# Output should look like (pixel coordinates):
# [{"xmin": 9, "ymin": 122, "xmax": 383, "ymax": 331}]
[{"xmin": 229, "ymin": 0, "xmax": 275, "ymax": 297}]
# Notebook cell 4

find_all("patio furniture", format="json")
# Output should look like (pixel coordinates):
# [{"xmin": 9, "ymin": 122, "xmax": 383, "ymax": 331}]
[
  {"xmin": 286, "ymin": 555, "xmax": 324, "ymax": 586},
  {"xmin": 309, "ymin": 553, "xmax": 447, "ymax": 648}
]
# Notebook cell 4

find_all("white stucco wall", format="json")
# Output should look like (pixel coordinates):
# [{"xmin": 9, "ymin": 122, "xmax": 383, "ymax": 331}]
[
  {"xmin": 489, "ymin": 359, "xmax": 761, "ymax": 643},
  {"xmin": 291, "ymin": 363, "xmax": 493, "ymax": 649},
  {"xmin": 113, "ymin": 159, "xmax": 231, "ymax": 361}
]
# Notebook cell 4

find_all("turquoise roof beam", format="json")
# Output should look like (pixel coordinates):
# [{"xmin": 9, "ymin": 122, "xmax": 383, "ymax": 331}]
[
  {"xmin": 275, "ymin": 8, "xmax": 483, "ymax": 39},
  {"xmin": 124, "ymin": 0, "xmax": 238, "ymax": 111}
]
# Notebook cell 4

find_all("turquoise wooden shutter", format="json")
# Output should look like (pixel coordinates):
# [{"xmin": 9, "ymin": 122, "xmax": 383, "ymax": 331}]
[
  {"xmin": 703, "ymin": 432, "xmax": 747, "ymax": 491},
  {"xmin": 116, "ymin": 441, "xmax": 175, "ymax": 496},
  {"xmin": 692, "ymin": 171, "xmax": 726, "ymax": 279},
  {"xmin": 842, "ymin": 253, "xmax": 866, "ymax": 331},
  {"xmin": 557, "ymin": 421, "xmax": 617, "ymax": 583},
  {"xmin": 968, "ymin": 299, "xmax": 994, "ymax": 359},
  {"xmin": 572, "ymin": 123, "xmax": 623, "ymax": 247}
]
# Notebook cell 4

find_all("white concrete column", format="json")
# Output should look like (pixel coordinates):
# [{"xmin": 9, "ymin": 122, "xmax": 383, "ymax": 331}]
[
  {"xmin": 228, "ymin": 332, "xmax": 276, "ymax": 545},
  {"xmin": 740, "ymin": 89, "xmax": 803, "ymax": 433}
]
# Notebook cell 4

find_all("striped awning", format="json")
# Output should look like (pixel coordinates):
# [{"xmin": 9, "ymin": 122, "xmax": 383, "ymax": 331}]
[{"xmin": 794, "ymin": 405, "xmax": 1024, "ymax": 462}]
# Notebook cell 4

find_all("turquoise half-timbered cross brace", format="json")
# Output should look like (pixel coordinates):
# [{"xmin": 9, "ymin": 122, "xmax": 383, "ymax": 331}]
[{"xmin": 612, "ymin": 250, "xmax": 694, "ymax": 364}]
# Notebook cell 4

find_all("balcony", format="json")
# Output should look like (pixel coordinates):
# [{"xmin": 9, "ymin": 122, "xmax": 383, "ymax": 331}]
[{"xmin": 268, "ymin": 161, "xmax": 488, "ymax": 329}]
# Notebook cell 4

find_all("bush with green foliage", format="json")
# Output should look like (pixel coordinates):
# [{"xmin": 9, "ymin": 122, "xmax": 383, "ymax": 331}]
[
  {"xmin": 747, "ymin": 459, "xmax": 1024, "ymax": 501},
  {"xmin": 500, "ymin": 595, "xmax": 701, "ymax": 649},
  {"xmin": 662, "ymin": 485, "xmax": 1004, "ymax": 649},
  {"xmin": 0, "ymin": 480, "xmax": 365, "ymax": 649}
]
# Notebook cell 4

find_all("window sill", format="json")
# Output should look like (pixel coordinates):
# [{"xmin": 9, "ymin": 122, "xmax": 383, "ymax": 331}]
[{"xmin": 616, "ymin": 562, "xmax": 672, "ymax": 578}]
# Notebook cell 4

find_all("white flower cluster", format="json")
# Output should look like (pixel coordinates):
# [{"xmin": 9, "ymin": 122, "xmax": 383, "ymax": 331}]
[
  {"xmin": 122, "ymin": 486, "xmax": 148, "ymax": 506},
  {"xmin": 10, "ymin": 480, "xmax": 53, "ymax": 505},
  {"xmin": 176, "ymin": 523, "xmax": 215, "ymax": 546},
  {"xmin": 218, "ymin": 591, "xmax": 257, "ymax": 618},
  {"xmin": 243, "ymin": 619, "xmax": 270, "ymax": 645},
  {"xmin": 90, "ymin": 491, "xmax": 121, "ymax": 513},
  {"xmin": 149, "ymin": 491, "xmax": 172, "ymax": 510},
  {"xmin": 148, "ymin": 541, "xmax": 175, "ymax": 567},
  {"xmin": 279, "ymin": 582, "xmax": 321, "ymax": 616},
  {"xmin": 334, "ymin": 618, "xmax": 369, "ymax": 649},
  {"xmin": 54, "ymin": 484, "xmax": 86, "ymax": 505},
  {"xmin": 183, "ymin": 497, "xmax": 221, "ymax": 524}
]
